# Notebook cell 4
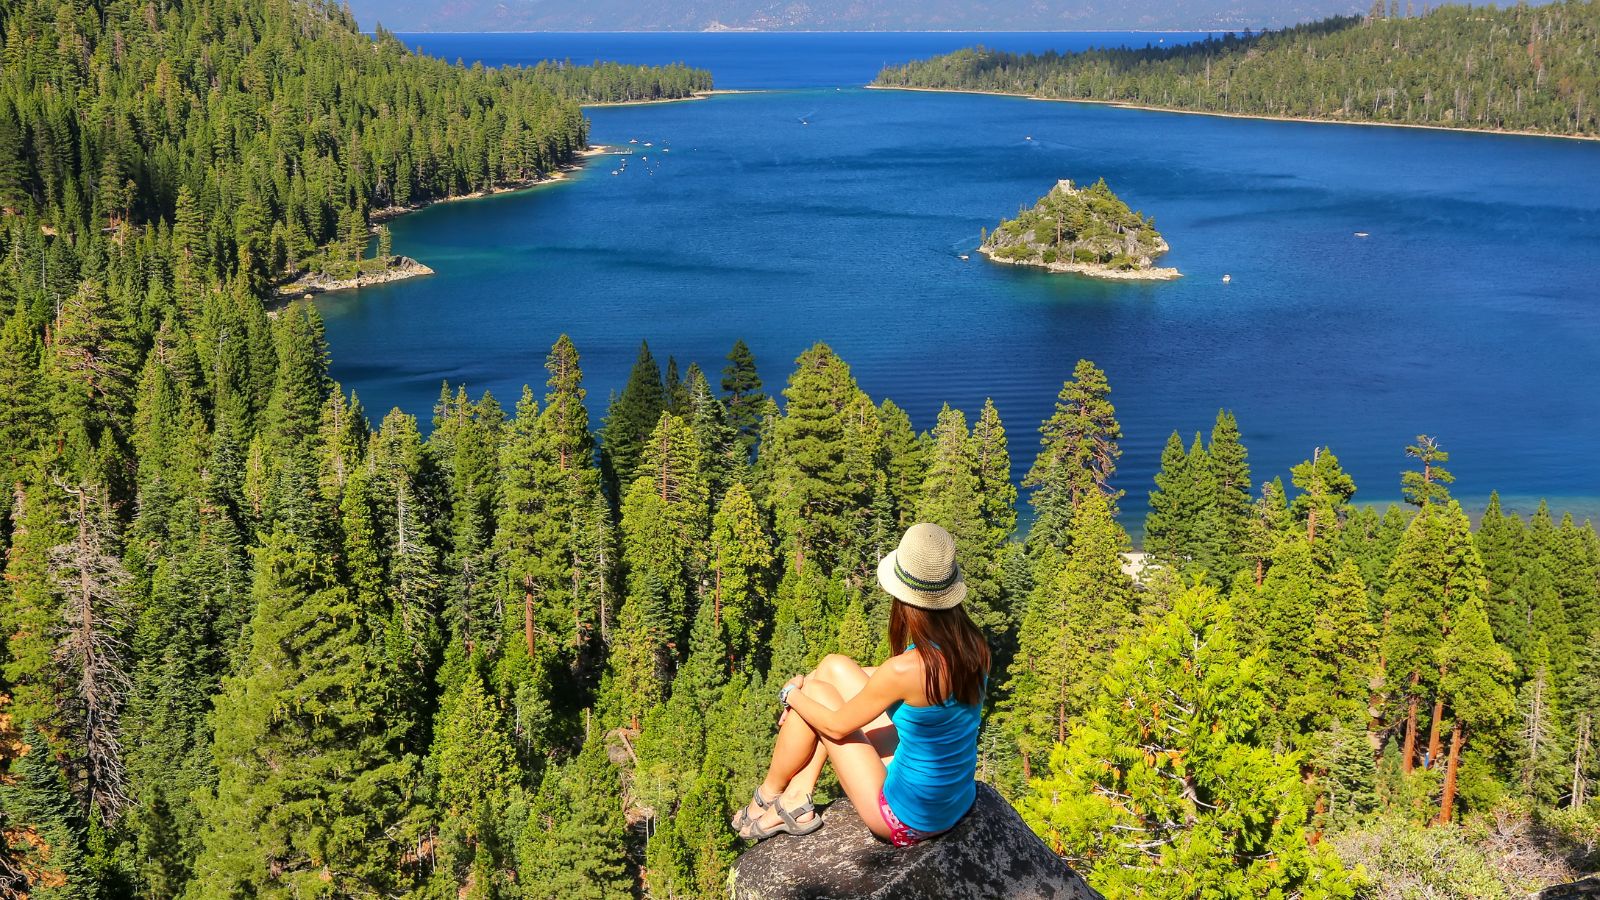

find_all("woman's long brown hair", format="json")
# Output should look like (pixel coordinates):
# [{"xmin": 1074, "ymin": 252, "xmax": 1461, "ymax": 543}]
[{"xmin": 889, "ymin": 599, "xmax": 990, "ymax": 706}]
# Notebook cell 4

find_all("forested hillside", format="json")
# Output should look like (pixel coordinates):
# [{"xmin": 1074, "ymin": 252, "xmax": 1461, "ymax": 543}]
[
  {"xmin": 1, "ymin": 0, "xmax": 1599, "ymax": 899},
  {"xmin": 875, "ymin": 1, "xmax": 1600, "ymax": 138}
]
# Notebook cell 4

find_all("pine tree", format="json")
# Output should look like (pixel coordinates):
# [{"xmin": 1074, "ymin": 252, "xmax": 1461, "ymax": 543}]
[
  {"xmin": 1401, "ymin": 435, "xmax": 1455, "ymax": 507},
  {"xmin": 1514, "ymin": 639, "xmax": 1569, "ymax": 806},
  {"xmin": 1571, "ymin": 628, "xmax": 1600, "ymax": 808},
  {"xmin": 709, "ymin": 482, "xmax": 772, "ymax": 668},
  {"xmin": 1252, "ymin": 535, "xmax": 1323, "ymax": 744},
  {"xmin": 599, "ymin": 340, "xmax": 665, "ymax": 489},
  {"xmin": 0, "ymin": 305, "xmax": 46, "ymax": 485},
  {"xmin": 1242, "ymin": 477, "xmax": 1291, "ymax": 587},
  {"xmin": 1319, "ymin": 717, "xmax": 1378, "ymax": 830},
  {"xmin": 1024, "ymin": 584, "xmax": 1354, "ymax": 900},
  {"xmin": 1208, "ymin": 409, "xmax": 1252, "ymax": 573},
  {"xmin": 1145, "ymin": 431, "xmax": 1223, "ymax": 579},
  {"xmin": 258, "ymin": 300, "xmax": 331, "ymax": 460},
  {"xmin": 1290, "ymin": 446, "xmax": 1356, "ymax": 544},
  {"xmin": 2, "ymin": 727, "xmax": 91, "ymax": 900},
  {"xmin": 429, "ymin": 649, "xmax": 517, "ymax": 880},
  {"xmin": 1435, "ymin": 591, "xmax": 1515, "ymax": 823},
  {"xmin": 917, "ymin": 405, "xmax": 999, "ymax": 627},
  {"xmin": 1003, "ymin": 489, "xmax": 1132, "ymax": 778},
  {"xmin": 49, "ymin": 480, "xmax": 132, "ymax": 820},
  {"xmin": 720, "ymin": 339, "xmax": 766, "ymax": 461},
  {"xmin": 877, "ymin": 398, "xmax": 927, "ymax": 531},
  {"xmin": 1382, "ymin": 502, "xmax": 1486, "ymax": 775},
  {"xmin": 768, "ymin": 344, "xmax": 871, "ymax": 576},
  {"xmin": 519, "ymin": 739, "xmax": 632, "ymax": 900},
  {"xmin": 1144, "ymin": 431, "xmax": 1188, "ymax": 564},
  {"xmin": 189, "ymin": 527, "xmax": 418, "ymax": 897},
  {"xmin": 687, "ymin": 365, "xmax": 740, "ymax": 503},
  {"xmin": 1024, "ymin": 359, "xmax": 1121, "ymax": 554},
  {"xmin": 1302, "ymin": 559, "xmax": 1380, "ymax": 739},
  {"xmin": 971, "ymin": 398, "xmax": 1017, "ymax": 542}
]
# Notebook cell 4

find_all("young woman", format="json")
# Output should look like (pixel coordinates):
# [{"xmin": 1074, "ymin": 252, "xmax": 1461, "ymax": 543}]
[{"xmin": 731, "ymin": 523, "xmax": 990, "ymax": 847}]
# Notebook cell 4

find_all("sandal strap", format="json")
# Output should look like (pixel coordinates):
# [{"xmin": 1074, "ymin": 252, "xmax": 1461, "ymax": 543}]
[
  {"xmin": 776, "ymin": 795, "xmax": 814, "ymax": 826},
  {"xmin": 752, "ymin": 786, "xmax": 777, "ymax": 809}
]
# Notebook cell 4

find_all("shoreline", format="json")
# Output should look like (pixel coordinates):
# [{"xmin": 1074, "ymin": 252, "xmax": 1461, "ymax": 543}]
[
  {"xmin": 583, "ymin": 88, "xmax": 757, "ymax": 108},
  {"xmin": 864, "ymin": 84, "xmax": 1600, "ymax": 143},
  {"xmin": 273, "ymin": 256, "xmax": 436, "ymax": 304},
  {"xmin": 369, "ymin": 149, "xmax": 597, "ymax": 224},
  {"xmin": 316, "ymin": 144, "xmax": 616, "ymax": 297},
  {"xmin": 978, "ymin": 245, "xmax": 1180, "ymax": 281}
]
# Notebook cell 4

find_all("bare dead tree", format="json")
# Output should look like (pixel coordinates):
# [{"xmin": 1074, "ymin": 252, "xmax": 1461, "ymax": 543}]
[{"xmin": 49, "ymin": 478, "xmax": 132, "ymax": 821}]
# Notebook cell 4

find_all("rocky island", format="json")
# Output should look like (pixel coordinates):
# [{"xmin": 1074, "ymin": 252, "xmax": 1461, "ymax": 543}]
[{"xmin": 980, "ymin": 179, "xmax": 1179, "ymax": 281}]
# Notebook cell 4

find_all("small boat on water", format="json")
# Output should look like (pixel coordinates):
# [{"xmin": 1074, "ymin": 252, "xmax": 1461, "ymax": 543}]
[
  {"xmin": 611, "ymin": 170, "xmax": 619, "ymax": 175},
  {"xmin": 959, "ymin": 254, "xmax": 970, "ymax": 261},
  {"xmin": 1222, "ymin": 274, "xmax": 1232, "ymax": 283},
  {"xmin": 1354, "ymin": 231, "xmax": 1370, "ymax": 237},
  {"xmin": 629, "ymin": 138, "xmax": 637, "ymax": 144},
  {"xmin": 645, "ymin": 142, "xmax": 653, "ymax": 147},
  {"xmin": 1025, "ymin": 136, "xmax": 1032, "ymax": 141}
]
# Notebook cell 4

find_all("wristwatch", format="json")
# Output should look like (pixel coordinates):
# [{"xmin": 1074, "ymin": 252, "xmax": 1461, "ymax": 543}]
[{"xmin": 779, "ymin": 683, "xmax": 797, "ymax": 708}]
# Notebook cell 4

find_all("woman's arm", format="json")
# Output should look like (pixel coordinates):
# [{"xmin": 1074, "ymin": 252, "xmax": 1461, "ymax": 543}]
[{"xmin": 784, "ymin": 656, "xmax": 915, "ymax": 740}]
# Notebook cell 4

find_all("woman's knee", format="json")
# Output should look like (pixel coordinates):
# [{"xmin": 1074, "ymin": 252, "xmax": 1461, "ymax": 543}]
[
  {"xmin": 815, "ymin": 653, "xmax": 858, "ymax": 685},
  {"xmin": 801, "ymin": 679, "xmax": 844, "ymax": 709}
]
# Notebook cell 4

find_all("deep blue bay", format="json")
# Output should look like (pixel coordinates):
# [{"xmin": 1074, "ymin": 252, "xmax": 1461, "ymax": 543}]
[{"xmin": 323, "ymin": 33, "xmax": 1600, "ymax": 525}]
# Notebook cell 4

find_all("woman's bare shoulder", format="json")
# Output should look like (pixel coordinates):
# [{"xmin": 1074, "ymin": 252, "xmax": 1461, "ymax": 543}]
[{"xmin": 877, "ymin": 649, "xmax": 923, "ymax": 683}]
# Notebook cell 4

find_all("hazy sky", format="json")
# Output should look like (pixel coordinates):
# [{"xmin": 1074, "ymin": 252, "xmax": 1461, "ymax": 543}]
[{"xmin": 346, "ymin": 0, "xmax": 1372, "ymax": 34}]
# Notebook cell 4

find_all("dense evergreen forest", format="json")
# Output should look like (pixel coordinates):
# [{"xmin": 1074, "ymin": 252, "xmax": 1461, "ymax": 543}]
[
  {"xmin": 874, "ymin": 0, "xmax": 1600, "ymax": 138},
  {"xmin": 523, "ymin": 61, "xmax": 715, "ymax": 104},
  {"xmin": 1, "ymin": 0, "xmax": 1598, "ymax": 899}
]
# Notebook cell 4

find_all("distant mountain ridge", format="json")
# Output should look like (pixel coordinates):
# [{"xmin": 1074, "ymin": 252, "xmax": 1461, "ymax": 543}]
[{"xmin": 347, "ymin": 0, "xmax": 1367, "ymax": 33}]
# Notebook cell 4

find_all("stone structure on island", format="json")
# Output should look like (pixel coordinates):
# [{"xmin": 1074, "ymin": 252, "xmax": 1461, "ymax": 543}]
[{"xmin": 729, "ymin": 783, "xmax": 1103, "ymax": 899}]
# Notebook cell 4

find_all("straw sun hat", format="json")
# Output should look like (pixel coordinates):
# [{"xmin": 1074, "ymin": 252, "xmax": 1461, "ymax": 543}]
[{"xmin": 876, "ymin": 523, "xmax": 967, "ymax": 611}]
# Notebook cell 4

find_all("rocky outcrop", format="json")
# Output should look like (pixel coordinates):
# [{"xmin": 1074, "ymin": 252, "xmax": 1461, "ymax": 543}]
[
  {"xmin": 729, "ymin": 783, "xmax": 1102, "ymax": 900},
  {"xmin": 275, "ymin": 256, "xmax": 434, "ymax": 298}
]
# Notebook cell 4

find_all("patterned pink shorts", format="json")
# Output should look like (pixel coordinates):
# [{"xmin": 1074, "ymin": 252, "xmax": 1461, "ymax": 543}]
[{"xmin": 876, "ymin": 788, "xmax": 945, "ymax": 848}]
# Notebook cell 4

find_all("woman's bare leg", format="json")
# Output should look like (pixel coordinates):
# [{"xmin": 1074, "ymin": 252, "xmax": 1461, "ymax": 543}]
[
  {"xmin": 742, "ymin": 653, "xmax": 901, "ymax": 834},
  {"xmin": 794, "ymin": 679, "xmax": 894, "ymax": 839},
  {"xmin": 811, "ymin": 654, "xmax": 897, "ymax": 761},
  {"xmin": 755, "ymin": 709, "xmax": 827, "ymax": 809}
]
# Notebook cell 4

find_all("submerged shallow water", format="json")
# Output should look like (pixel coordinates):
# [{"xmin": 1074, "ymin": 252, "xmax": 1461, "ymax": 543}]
[{"xmin": 323, "ymin": 33, "xmax": 1600, "ymax": 523}]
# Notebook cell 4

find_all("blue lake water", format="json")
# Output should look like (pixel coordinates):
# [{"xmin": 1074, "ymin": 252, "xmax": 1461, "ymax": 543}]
[{"xmin": 324, "ymin": 33, "xmax": 1600, "ymax": 524}]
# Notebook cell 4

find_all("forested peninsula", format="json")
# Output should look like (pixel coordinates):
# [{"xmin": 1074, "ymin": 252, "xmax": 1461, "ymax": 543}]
[
  {"xmin": 2, "ymin": 0, "xmax": 1600, "ymax": 898},
  {"xmin": 980, "ymin": 179, "xmax": 1178, "ymax": 280},
  {"xmin": 873, "ymin": 0, "xmax": 1600, "ymax": 138}
]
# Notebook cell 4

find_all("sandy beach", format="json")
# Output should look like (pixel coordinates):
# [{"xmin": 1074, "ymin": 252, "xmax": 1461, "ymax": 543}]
[{"xmin": 583, "ymin": 89, "xmax": 758, "ymax": 108}]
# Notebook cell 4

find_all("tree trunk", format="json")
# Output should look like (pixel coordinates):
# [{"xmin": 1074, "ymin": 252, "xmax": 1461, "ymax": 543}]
[
  {"xmin": 1437, "ymin": 720, "xmax": 1464, "ymax": 824},
  {"xmin": 1427, "ymin": 695, "xmax": 1446, "ymax": 769},
  {"xmin": 523, "ymin": 575, "xmax": 536, "ymax": 657},
  {"xmin": 1575, "ymin": 713, "xmax": 1592, "ymax": 809}
]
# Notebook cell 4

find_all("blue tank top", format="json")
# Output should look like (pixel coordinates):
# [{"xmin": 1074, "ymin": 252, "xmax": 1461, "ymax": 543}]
[{"xmin": 881, "ymin": 651, "xmax": 984, "ymax": 834}]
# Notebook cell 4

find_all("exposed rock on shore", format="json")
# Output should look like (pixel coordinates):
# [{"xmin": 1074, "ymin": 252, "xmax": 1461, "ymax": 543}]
[{"xmin": 277, "ymin": 256, "xmax": 434, "ymax": 297}]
